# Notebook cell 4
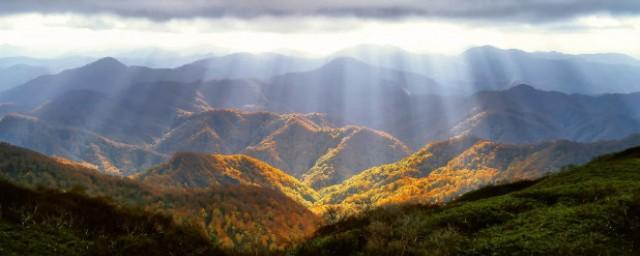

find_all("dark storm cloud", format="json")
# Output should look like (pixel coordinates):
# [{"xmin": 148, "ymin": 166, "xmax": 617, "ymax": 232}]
[{"xmin": 0, "ymin": 0, "xmax": 639, "ymax": 22}]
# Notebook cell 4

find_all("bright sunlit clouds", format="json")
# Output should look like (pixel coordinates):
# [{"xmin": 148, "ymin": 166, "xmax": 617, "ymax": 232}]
[{"xmin": 1, "ymin": 12, "xmax": 639, "ymax": 57}]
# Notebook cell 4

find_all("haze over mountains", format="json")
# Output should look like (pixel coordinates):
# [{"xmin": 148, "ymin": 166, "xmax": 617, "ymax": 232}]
[
  {"xmin": 2, "ymin": 44, "xmax": 640, "ymax": 254},
  {"xmin": 5, "ymin": 0, "xmax": 640, "ymax": 252},
  {"xmin": 1, "ymin": 45, "xmax": 640, "ymax": 177},
  {"xmin": 337, "ymin": 45, "xmax": 640, "ymax": 94}
]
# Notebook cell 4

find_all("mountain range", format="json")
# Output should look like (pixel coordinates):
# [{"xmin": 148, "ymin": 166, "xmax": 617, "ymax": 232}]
[
  {"xmin": 2, "ymin": 45, "xmax": 640, "ymax": 253},
  {"xmin": 2, "ymin": 50, "xmax": 640, "ymax": 150},
  {"xmin": 1, "ymin": 49, "xmax": 640, "ymax": 177},
  {"xmin": 0, "ymin": 108, "xmax": 410, "ymax": 186},
  {"xmin": 337, "ymin": 44, "xmax": 640, "ymax": 94},
  {"xmin": 2, "ymin": 132, "xmax": 640, "ymax": 252}
]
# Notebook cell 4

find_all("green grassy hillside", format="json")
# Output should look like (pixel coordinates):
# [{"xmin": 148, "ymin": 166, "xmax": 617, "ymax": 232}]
[
  {"xmin": 0, "ymin": 179, "xmax": 223, "ymax": 256},
  {"xmin": 293, "ymin": 146, "xmax": 640, "ymax": 255}
]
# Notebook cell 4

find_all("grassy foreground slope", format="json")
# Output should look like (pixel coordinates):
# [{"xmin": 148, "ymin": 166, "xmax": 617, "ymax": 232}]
[
  {"xmin": 294, "ymin": 146, "xmax": 640, "ymax": 255},
  {"xmin": 0, "ymin": 179, "xmax": 222, "ymax": 256}
]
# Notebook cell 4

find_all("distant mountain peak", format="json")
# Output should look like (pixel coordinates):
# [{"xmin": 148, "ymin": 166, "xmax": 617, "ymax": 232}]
[
  {"xmin": 463, "ymin": 45, "xmax": 502, "ymax": 54},
  {"xmin": 300, "ymin": 57, "xmax": 373, "ymax": 75},
  {"xmin": 317, "ymin": 57, "xmax": 373, "ymax": 72},
  {"xmin": 471, "ymin": 45, "xmax": 501, "ymax": 51},
  {"xmin": 475, "ymin": 84, "xmax": 542, "ymax": 96},
  {"xmin": 463, "ymin": 45, "xmax": 526, "ymax": 56},
  {"xmin": 507, "ymin": 84, "xmax": 538, "ymax": 92},
  {"xmin": 324, "ymin": 57, "xmax": 367, "ymax": 66},
  {"xmin": 83, "ymin": 57, "xmax": 126, "ymax": 70},
  {"xmin": 188, "ymin": 52, "xmax": 296, "ymax": 67}
]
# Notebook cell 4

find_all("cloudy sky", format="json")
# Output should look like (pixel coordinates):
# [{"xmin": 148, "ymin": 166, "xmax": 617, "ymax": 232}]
[{"xmin": 1, "ymin": 0, "xmax": 639, "ymax": 57}]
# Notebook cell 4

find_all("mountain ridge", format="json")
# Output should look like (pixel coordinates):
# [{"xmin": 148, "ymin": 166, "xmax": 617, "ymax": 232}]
[
  {"xmin": 0, "ymin": 141, "xmax": 322, "ymax": 252},
  {"xmin": 135, "ymin": 151, "xmax": 320, "ymax": 206},
  {"xmin": 319, "ymin": 133, "xmax": 640, "ymax": 209},
  {"xmin": 295, "ymin": 144, "xmax": 640, "ymax": 255}
]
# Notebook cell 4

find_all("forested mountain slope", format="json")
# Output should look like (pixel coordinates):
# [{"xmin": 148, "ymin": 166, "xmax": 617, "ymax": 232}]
[{"xmin": 295, "ymin": 145, "xmax": 640, "ymax": 255}]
